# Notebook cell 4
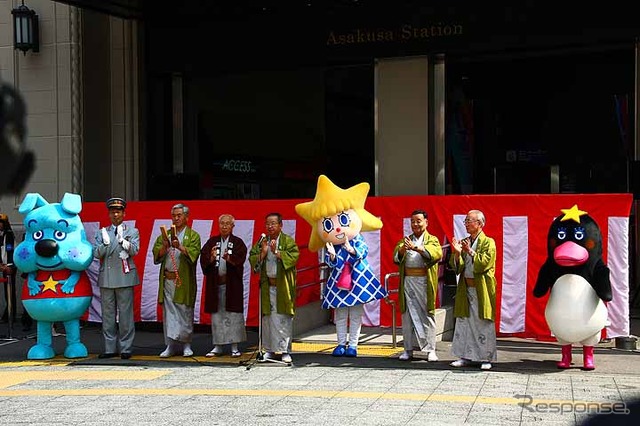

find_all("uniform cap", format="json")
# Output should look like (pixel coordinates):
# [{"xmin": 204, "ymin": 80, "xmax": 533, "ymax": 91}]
[{"xmin": 106, "ymin": 197, "xmax": 126, "ymax": 210}]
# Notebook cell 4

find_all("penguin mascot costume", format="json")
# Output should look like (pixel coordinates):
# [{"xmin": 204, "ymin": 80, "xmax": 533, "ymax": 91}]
[{"xmin": 533, "ymin": 205, "xmax": 612, "ymax": 370}]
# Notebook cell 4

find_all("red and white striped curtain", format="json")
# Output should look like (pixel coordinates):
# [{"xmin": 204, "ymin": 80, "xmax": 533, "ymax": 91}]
[{"xmin": 78, "ymin": 194, "xmax": 633, "ymax": 340}]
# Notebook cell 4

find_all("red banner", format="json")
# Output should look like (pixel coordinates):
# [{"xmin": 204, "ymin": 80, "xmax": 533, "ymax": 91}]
[{"xmin": 77, "ymin": 193, "xmax": 633, "ymax": 340}]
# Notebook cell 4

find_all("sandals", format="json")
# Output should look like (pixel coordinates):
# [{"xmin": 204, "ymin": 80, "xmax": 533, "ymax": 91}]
[
  {"xmin": 205, "ymin": 348, "xmax": 242, "ymax": 357},
  {"xmin": 205, "ymin": 347, "xmax": 223, "ymax": 357}
]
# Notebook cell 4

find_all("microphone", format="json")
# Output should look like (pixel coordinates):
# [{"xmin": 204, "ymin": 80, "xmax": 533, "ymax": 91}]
[{"xmin": 257, "ymin": 233, "xmax": 266, "ymax": 245}]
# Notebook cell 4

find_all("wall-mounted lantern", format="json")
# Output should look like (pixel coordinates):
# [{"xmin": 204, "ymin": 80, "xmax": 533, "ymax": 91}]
[{"xmin": 11, "ymin": 1, "xmax": 39, "ymax": 55}]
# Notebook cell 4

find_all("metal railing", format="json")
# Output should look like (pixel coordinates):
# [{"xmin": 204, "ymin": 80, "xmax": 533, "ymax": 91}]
[
  {"xmin": 383, "ymin": 243, "xmax": 452, "ymax": 348},
  {"xmin": 293, "ymin": 242, "xmax": 452, "ymax": 348},
  {"xmin": 383, "ymin": 272, "xmax": 400, "ymax": 348},
  {"xmin": 295, "ymin": 262, "xmax": 329, "ymax": 300}
]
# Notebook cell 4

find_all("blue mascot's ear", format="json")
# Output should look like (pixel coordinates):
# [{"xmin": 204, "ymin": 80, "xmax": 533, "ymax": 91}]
[
  {"xmin": 18, "ymin": 193, "xmax": 49, "ymax": 215},
  {"xmin": 60, "ymin": 192, "xmax": 82, "ymax": 215}
]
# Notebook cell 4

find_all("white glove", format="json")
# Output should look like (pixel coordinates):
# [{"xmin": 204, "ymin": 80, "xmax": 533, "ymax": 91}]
[
  {"xmin": 343, "ymin": 238, "xmax": 354, "ymax": 254},
  {"xmin": 325, "ymin": 242, "xmax": 336, "ymax": 258},
  {"xmin": 101, "ymin": 228, "xmax": 110, "ymax": 245},
  {"xmin": 116, "ymin": 224, "xmax": 124, "ymax": 243},
  {"xmin": 121, "ymin": 239, "xmax": 130, "ymax": 251}
]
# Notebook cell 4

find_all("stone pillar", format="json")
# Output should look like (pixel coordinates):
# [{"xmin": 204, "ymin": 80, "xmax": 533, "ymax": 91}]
[{"xmin": 374, "ymin": 56, "xmax": 430, "ymax": 196}]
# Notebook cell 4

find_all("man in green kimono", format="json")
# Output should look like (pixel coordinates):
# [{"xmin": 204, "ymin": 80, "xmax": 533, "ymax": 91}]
[
  {"xmin": 152, "ymin": 203, "xmax": 201, "ymax": 358},
  {"xmin": 449, "ymin": 209, "xmax": 497, "ymax": 370},
  {"xmin": 249, "ymin": 212, "xmax": 299, "ymax": 364},
  {"xmin": 393, "ymin": 209, "xmax": 443, "ymax": 362}
]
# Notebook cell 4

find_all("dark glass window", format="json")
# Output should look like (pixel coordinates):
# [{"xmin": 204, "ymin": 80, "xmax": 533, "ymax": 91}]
[{"xmin": 446, "ymin": 49, "xmax": 634, "ymax": 194}]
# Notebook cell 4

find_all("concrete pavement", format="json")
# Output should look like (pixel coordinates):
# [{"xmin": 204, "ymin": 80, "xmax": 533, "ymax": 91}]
[{"xmin": 1, "ymin": 317, "xmax": 639, "ymax": 425}]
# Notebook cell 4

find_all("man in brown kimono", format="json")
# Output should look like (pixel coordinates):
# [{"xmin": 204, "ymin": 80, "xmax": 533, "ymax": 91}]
[{"xmin": 201, "ymin": 214, "xmax": 248, "ymax": 357}]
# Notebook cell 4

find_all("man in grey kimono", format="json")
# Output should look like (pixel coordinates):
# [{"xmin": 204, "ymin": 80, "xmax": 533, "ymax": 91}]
[
  {"xmin": 93, "ymin": 197, "xmax": 140, "ymax": 359},
  {"xmin": 393, "ymin": 209, "xmax": 443, "ymax": 362}
]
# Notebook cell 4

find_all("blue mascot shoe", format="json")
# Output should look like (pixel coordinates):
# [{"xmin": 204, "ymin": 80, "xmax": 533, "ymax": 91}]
[
  {"xmin": 345, "ymin": 346, "xmax": 358, "ymax": 357},
  {"xmin": 332, "ymin": 345, "xmax": 347, "ymax": 357}
]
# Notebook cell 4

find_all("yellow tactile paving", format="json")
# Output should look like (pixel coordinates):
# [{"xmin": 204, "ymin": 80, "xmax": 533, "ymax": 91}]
[
  {"xmin": 0, "ymin": 343, "xmax": 403, "ymax": 367},
  {"xmin": 292, "ymin": 341, "xmax": 401, "ymax": 357}
]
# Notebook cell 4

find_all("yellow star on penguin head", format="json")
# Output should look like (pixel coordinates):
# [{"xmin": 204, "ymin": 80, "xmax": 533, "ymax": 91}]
[
  {"xmin": 295, "ymin": 175, "xmax": 382, "ymax": 252},
  {"xmin": 560, "ymin": 204, "xmax": 588, "ymax": 223}
]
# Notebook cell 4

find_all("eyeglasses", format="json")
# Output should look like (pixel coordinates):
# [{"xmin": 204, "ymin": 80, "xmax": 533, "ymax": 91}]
[{"xmin": 463, "ymin": 219, "xmax": 480, "ymax": 224}]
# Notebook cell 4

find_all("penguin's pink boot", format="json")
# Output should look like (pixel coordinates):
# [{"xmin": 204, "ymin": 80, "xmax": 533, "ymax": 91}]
[
  {"xmin": 557, "ymin": 345, "xmax": 572, "ymax": 369},
  {"xmin": 582, "ymin": 346, "xmax": 595, "ymax": 370}
]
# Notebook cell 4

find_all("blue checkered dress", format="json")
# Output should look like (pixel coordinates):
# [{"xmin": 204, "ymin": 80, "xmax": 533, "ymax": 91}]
[{"xmin": 322, "ymin": 234, "xmax": 387, "ymax": 309}]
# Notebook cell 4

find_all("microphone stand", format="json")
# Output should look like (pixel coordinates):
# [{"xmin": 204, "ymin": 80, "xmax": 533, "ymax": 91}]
[
  {"xmin": 241, "ymin": 283, "xmax": 291, "ymax": 370},
  {"xmin": 241, "ymin": 247, "xmax": 290, "ymax": 369}
]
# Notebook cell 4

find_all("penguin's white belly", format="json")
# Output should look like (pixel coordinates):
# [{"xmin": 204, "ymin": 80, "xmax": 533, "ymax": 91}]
[{"xmin": 545, "ymin": 274, "xmax": 607, "ymax": 343}]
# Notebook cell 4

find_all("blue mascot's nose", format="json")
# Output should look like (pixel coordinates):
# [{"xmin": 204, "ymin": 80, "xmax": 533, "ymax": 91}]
[{"xmin": 35, "ymin": 239, "xmax": 59, "ymax": 257}]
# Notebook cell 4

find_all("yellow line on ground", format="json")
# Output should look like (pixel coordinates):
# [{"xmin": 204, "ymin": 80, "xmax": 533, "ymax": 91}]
[
  {"xmin": 0, "ymin": 369, "xmax": 606, "ymax": 407},
  {"xmin": 0, "ymin": 387, "xmax": 600, "ymax": 407},
  {"xmin": 0, "ymin": 370, "xmax": 169, "ymax": 389},
  {"xmin": 0, "ymin": 360, "xmax": 72, "ymax": 367}
]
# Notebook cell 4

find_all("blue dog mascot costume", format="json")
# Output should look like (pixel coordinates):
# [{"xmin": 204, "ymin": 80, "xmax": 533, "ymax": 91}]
[{"xmin": 14, "ymin": 192, "xmax": 93, "ymax": 359}]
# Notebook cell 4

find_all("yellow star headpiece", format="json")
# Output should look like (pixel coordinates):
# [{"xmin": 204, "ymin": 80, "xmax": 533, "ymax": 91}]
[
  {"xmin": 295, "ymin": 175, "xmax": 382, "ymax": 252},
  {"xmin": 560, "ymin": 204, "xmax": 588, "ymax": 223}
]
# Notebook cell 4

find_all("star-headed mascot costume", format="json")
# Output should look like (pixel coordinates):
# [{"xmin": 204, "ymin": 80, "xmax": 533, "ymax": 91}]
[
  {"xmin": 533, "ymin": 204, "xmax": 612, "ymax": 370},
  {"xmin": 296, "ymin": 175, "xmax": 387, "ymax": 357},
  {"xmin": 15, "ymin": 193, "xmax": 93, "ymax": 359}
]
